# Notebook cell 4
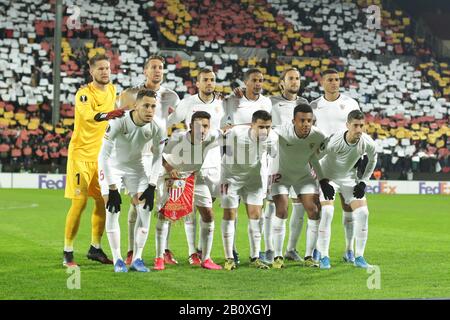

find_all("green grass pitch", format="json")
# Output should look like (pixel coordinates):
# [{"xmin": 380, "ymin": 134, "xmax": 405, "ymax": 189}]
[{"xmin": 0, "ymin": 189, "xmax": 449, "ymax": 300}]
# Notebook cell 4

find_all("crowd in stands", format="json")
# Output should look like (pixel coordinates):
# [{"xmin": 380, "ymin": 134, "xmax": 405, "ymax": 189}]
[{"xmin": 0, "ymin": 0, "xmax": 448, "ymax": 176}]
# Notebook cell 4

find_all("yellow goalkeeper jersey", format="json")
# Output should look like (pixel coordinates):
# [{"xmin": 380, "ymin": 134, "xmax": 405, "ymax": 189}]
[{"xmin": 68, "ymin": 82, "xmax": 116, "ymax": 161}]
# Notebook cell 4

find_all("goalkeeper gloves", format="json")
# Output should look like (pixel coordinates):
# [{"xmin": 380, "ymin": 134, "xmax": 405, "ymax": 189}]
[
  {"xmin": 353, "ymin": 182, "xmax": 366, "ymax": 199},
  {"xmin": 94, "ymin": 108, "xmax": 125, "ymax": 122},
  {"xmin": 139, "ymin": 184, "xmax": 156, "ymax": 211},
  {"xmin": 319, "ymin": 179, "xmax": 335, "ymax": 201},
  {"xmin": 106, "ymin": 189, "xmax": 122, "ymax": 213}
]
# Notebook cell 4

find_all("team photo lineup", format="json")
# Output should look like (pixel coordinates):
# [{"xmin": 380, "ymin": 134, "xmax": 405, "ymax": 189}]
[
  {"xmin": 1, "ymin": 0, "xmax": 449, "ymax": 302},
  {"xmin": 63, "ymin": 54, "xmax": 376, "ymax": 273}
]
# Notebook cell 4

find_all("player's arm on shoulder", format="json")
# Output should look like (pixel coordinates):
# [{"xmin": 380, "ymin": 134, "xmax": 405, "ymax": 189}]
[
  {"xmin": 266, "ymin": 97, "xmax": 273, "ymax": 112},
  {"xmin": 167, "ymin": 99, "xmax": 187, "ymax": 128},
  {"xmin": 164, "ymin": 90, "xmax": 181, "ymax": 114},
  {"xmin": 117, "ymin": 89, "xmax": 135, "ymax": 109},
  {"xmin": 272, "ymin": 124, "xmax": 284, "ymax": 136},
  {"xmin": 220, "ymin": 100, "xmax": 235, "ymax": 132},
  {"xmin": 94, "ymin": 106, "xmax": 126, "ymax": 122},
  {"xmin": 170, "ymin": 90, "xmax": 181, "ymax": 109}
]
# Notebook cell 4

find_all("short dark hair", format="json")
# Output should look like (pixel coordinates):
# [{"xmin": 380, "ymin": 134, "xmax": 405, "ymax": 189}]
[
  {"xmin": 197, "ymin": 68, "xmax": 215, "ymax": 81},
  {"xmin": 280, "ymin": 67, "xmax": 300, "ymax": 81},
  {"xmin": 88, "ymin": 53, "xmax": 109, "ymax": 68},
  {"xmin": 144, "ymin": 55, "xmax": 165, "ymax": 69},
  {"xmin": 347, "ymin": 109, "xmax": 365, "ymax": 122},
  {"xmin": 244, "ymin": 68, "xmax": 263, "ymax": 81},
  {"xmin": 191, "ymin": 111, "xmax": 211, "ymax": 123},
  {"xmin": 136, "ymin": 88, "xmax": 157, "ymax": 101},
  {"xmin": 293, "ymin": 103, "xmax": 313, "ymax": 117},
  {"xmin": 252, "ymin": 110, "xmax": 272, "ymax": 123},
  {"xmin": 320, "ymin": 68, "xmax": 339, "ymax": 77}
]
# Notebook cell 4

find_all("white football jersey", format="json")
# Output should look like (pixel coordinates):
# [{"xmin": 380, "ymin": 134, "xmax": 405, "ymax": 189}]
[
  {"xmin": 121, "ymin": 84, "xmax": 180, "ymax": 155},
  {"xmin": 222, "ymin": 125, "xmax": 278, "ymax": 183},
  {"xmin": 310, "ymin": 93, "xmax": 359, "ymax": 137},
  {"xmin": 270, "ymin": 95, "xmax": 308, "ymax": 126},
  {"xmin": 163, "ymin": 129, "xmax": 221, "ymax": 174},
  {"xmin": 223, "ymin": 93, "xmax": 272, "ymax": 125},
  {"xmin": 167, "ymin": 94, "xmax": 224, "ymax": 129},
  {"xmin": 167, "ymin": 94, "xmax": 225, "ymax": 169},
  {"xmin": 98, "ymin": 111, "xmax": 166, "ymax": 186},
  {"xmin": 272, "ymin": 124, "xmax": 326, "ymax": 182},
  {"xmin": 319, "ymin": 131, "xmax": 377, "ymax": 183}
]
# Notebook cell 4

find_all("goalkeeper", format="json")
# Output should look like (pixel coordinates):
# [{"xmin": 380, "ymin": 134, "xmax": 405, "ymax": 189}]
[{"xmin": 62, "ymin": 54, "xmax": 125, "ymax": 267}]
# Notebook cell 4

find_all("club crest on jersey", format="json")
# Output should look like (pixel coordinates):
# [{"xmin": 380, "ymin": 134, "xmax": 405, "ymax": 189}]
[
  {"xmin": 309, "ymin": 143, "xmax": 315, "ymax": 149},
  {"xmin": 168, "ymin": 179, "xmax": 186, "ymax": 201},
  {"xmin": 340, "ymin": 104, "xmax": 345, "ymax": 110},
  {"xmin": 80, "ymin": 95, "xmax": 88, "ymax": 103}
]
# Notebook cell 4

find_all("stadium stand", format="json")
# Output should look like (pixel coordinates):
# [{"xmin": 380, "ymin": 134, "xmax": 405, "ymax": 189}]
[{"xmin": 0, "ymin": 0, "xmax": 448, "ymax": 176}]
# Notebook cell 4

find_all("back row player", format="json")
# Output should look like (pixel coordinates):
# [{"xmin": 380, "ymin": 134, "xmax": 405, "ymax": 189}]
[
  {"xmin": 118, "ymin": 56, "xmax": 180, "ymax": 266},
  {"xmin": 311, "ymin": 69, "xmax": 360, "ymax": 264},
  {"xmin": 115, "ymin": 63, "xmax": 361, "ymax": 268}
]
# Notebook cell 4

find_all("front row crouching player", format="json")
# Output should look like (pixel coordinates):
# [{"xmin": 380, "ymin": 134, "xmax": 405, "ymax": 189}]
[
  {"xmin": 98, "ymin": 89, "xmax": 165, "ymax": 272},
  {"xmin": 316, "ymin": 110, "xmax": 377, "ymax": 269},
  {"xmin": 221, "ymin": 110, "xmax": 278, "ymax": 271},
  {"xmin": 154, "ymin": 111, "xmax": 223, "ymax": 270},
  {"xmin": 270, "ymin": 103, "xmax": 335, "ymax": 269}
]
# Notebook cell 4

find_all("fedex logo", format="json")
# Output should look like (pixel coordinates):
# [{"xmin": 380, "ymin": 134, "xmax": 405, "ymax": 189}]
[
  {"xmin": 38, "ymin": 175, "xmax": 66, "ymax": 189},
  {"xmin": 366, "ymin": 182, "xmax": 397, "ymax": 194},
  {"xmin": 419, "ymin": 182, "xmax": 450, "ymax": 195}
]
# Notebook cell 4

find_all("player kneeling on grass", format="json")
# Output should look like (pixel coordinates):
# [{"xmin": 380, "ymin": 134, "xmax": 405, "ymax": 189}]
[
  {"xmin": 270, "ymin": 103, "xmax": 334, "ymax": 269},
  {"xmin": 316, "ymin": 110, "xmax": 377, "ymax": 269},
  {"xmin": 98, "ymin": 89, "xmax": 165, "ymax": 273},
  {"xmin": 221, "ymin": 110, "xmax": 278, "ymax": 271},
  {"xmin": 154, "ymin": 111, "xmax": 223, "ymax": 270}
]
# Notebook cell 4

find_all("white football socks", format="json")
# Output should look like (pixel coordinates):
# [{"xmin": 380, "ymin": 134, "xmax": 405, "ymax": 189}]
[
  {"xmin": 233, "ymin": 215, "xmax": 238, "ymax": 252},
  {"xmin": 305, "ymin": 219, "xmax": 320, "ymax": 257},
  {"xmin": 106, "ymin": 210, "xmax": 122, "ymax": 264},
  {"xmin": 200, "ymin": 220, "xmax": 214, "ymax": 261},
  {"xmin": 286, "ymin": 203, "xmax": 305, "ymax": 252},
  {"xmin": 165, "ymin": 223, "xmax": 171, "ymax": 251},
  {"xmin": 263, "ymin": 201, "xmax": 275, "ymax": 252},
  {"xmin": 248, "ymin": 219, "xmax": 262, "ymax": 259},
  {"xmin": 343, "ymin": 210, "xmax": 355, "ymax": 251},
  {"xmin": 127, "ymin": 204, "xmax": 137, "ymax": 252},
  {"xmin": 272, "ymin": 216, "xmax": 286, "ymax": 258},
  {"xmin": 155, "ymin": 218, "xmax": 169, "ymax": 258},
  {"xmin": 221, "ymin": 219, "xmax": 235, "ymax": 259},
  {"xmin": 353, "ymin": 206, "xmax": 369, "ymax": 258},
  {"xmin": 133, "ymin": 204, "xmax": 151, "ymax": 262},
  {"xmin": 184, "ymin": 212, "xmax": 197, "ymax": 256},
  {"xmin": 317, "ymin": 205, "xmax": 334, "ymax": 257}
]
